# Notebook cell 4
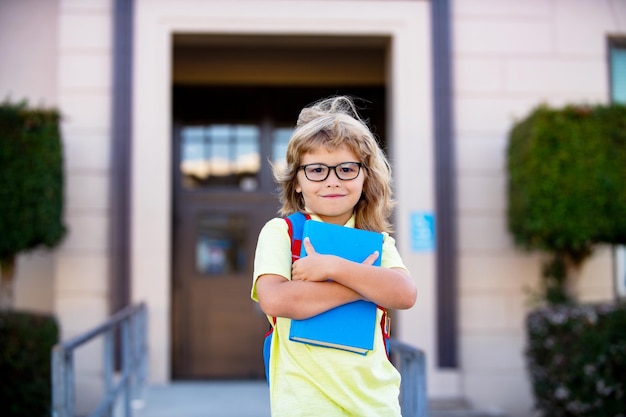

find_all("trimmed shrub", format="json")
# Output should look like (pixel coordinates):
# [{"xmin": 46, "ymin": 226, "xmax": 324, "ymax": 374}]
[
  {"xmin": 507, "ymin": 103, "xmax": 626, "ymax": 303},
  {"xmin": 526, "ymin": 303, "xmax": 626, "ymax": 417},
  {"xmin": 0, "ymin": 311, "xmax": 59, "ymax": 417},
  {"xmin": 0, "ymin": 101, "xmax": 66, "ymax": 308}
]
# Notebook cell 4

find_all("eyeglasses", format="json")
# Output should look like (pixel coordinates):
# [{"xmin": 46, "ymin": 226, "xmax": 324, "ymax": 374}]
[{"xmin": 298, "ymin": 162, "xmax": 363, "ymax": 182}]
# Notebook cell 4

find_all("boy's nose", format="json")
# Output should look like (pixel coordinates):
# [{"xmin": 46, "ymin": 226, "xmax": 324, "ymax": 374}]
[{"xmin": 325, "ymin": 168, "xmax": 342, "ymax": 185}]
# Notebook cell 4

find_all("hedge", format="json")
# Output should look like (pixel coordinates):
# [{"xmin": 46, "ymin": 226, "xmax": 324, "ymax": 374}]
[
  {"xmin": 0, "ymin": 101, "xmax": 66, "ymax": 266},
  {"xmin": 507, "ymin": 103, "xmax": 626, "ymax": 303},
  {"xmin": 0, "ymin": 311, "xmax": 59, "ymax": 417},
  {"xmin": 507, "ymin": 103, "xmax": 626, "ymax": 256},
  {"xmin": 526, "ymin": 303, "xmax": 626, "ymax": 416}
]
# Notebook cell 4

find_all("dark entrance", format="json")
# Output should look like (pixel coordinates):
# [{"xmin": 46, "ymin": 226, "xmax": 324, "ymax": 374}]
[{"xmin": 171, "ymin": 86, "xmax": 385, "ymax": 378}]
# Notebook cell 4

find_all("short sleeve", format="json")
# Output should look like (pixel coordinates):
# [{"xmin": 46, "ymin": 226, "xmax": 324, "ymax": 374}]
[
  {"xmin": 381, "ymin": 233, "xmax": 408, "ymax": 272},
  {"xmin": 251, "ymin": 218, "xmax": 293, "ymax": 302}
]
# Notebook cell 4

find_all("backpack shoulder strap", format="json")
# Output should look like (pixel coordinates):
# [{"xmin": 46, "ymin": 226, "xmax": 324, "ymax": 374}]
[
  {"xmin": 264, "ymin": 212, "xmax": 311, "ymax": 385},
  {"xmin": 284, "ymin": 212, "xmax": 311, "ymax": 262}
]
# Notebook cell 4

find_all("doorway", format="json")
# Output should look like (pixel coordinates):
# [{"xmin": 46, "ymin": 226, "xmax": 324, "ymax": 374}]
[{"xmin": 170, "ymin": 35, "xmax": 387, "ymax": 379}]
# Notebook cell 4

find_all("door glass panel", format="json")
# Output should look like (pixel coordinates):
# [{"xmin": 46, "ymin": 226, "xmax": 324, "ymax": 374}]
[
  {"xmin": 180, "ymin": 124, "xmax": 260, "ymax": 190},
  {"xmin": 271, "ymin": 127, "xmax": 293, "ymax": 172},
  {"xmin": 196, "ymin": 214, "xmax": 247, "ymax": 276}
]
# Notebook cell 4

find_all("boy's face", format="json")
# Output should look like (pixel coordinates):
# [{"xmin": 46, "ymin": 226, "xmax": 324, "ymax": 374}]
[{"xmin": 295, "ymin": 145, "xmax": 365, "ymax": 226}]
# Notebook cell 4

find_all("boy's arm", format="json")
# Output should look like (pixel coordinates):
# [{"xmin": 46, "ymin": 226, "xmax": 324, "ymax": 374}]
[
  {"xmin": 291, "ymin": 238, "xmax": 417, "ymax": 310},
  {"xmin": 255, "ymin": 274, "xmax": 362, "ymax": 320}
]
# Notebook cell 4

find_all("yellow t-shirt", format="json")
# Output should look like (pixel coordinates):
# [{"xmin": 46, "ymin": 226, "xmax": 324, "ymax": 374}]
[{"xmin": 252, "ymin": 214, "xmax": 407, "ymax": 417}]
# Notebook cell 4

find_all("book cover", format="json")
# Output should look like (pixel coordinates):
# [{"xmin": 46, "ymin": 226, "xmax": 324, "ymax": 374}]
[
  {"xmin": 298, "ymin": 220, "xmax": 383, "ymax": 267},
  {"xmin": 289, "ymin": 220, "xmax": 383, "ymax": 354}
]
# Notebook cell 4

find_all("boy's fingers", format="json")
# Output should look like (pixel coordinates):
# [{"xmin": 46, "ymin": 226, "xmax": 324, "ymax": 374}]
[
  {"xmin": 362, "ymin": 251, "xmax": 379, "ymax": 266},
  {"xmin": 302, "ymin": 237, "xmax": 316, "ymax": 254}
]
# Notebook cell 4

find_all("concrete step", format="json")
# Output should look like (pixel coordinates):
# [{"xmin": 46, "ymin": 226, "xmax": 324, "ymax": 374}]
[{"xmin": 429, "ymin": 398, "xmax": 509, "ymax": 417}]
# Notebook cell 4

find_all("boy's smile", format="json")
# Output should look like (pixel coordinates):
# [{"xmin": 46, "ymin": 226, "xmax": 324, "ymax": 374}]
[{"xmin": 295, "ymin": 146, "xmax": 365, "ymax": 226}]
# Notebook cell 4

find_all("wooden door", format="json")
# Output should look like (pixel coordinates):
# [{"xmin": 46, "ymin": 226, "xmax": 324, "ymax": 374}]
[
  {"xmin": 173, "ymin": 197, "xmax": 279, "ymax": 378},
  {"xmin": 172, "ymin": 119, "xmax": 286, "ymax": 379},
  {"xmin": 171, "ymin": 86, "xmax": 386, "ymax": 379}
]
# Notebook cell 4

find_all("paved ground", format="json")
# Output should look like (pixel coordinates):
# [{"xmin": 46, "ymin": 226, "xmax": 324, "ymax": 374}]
[
  {"xmin": 132, "ymin": 381, "xmax": 508, "ymax": 417},
  {"xmin": 133, "ymin": 381, "xmax": 271, "ymax": 417}
]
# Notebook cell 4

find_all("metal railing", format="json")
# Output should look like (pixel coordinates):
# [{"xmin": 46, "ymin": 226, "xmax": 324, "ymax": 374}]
[
  {"xmin": 390, "ymin": 338, "xmax": 428, "ymax": 417},
  {"xmin": 52, "ymin": 302, "xmax": 148, "ymax": 417}
]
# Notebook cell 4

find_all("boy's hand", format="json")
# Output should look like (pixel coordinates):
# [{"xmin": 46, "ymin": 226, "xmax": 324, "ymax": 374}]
[{"xmin": 291, "ymin": 237, "xmax": 379, "ymax": 282}]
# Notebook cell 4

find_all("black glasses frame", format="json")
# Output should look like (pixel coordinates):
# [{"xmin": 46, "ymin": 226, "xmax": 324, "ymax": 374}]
[{"xmin": 298, "ymin": 162, "xmax": 363, "ymax": 182}]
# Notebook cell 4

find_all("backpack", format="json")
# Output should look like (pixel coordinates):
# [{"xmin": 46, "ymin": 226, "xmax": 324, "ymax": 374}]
[{"xmin": 262, "ymin": 212, "xmax": 390, "ymax": 384}]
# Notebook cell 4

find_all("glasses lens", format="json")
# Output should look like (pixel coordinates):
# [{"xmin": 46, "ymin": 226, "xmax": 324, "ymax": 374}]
[
  {"xmin": 336, "ymin": 162, "xmax": 360, "ymax": 180},
  {"xmin": 304, "ymin": 164, "xmax": 329, "ymax": 181}
]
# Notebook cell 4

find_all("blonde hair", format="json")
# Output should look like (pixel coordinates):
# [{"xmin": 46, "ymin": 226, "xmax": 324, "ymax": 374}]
[{"xmin": 273, "ymin": 96, "xmax": 395, "ymax": 233}]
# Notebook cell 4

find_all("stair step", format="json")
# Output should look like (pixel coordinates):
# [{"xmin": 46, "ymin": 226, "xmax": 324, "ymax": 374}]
[
  {"xmin": 430, "ymin": 411, "xmax": 508, "ymax": 417},
  {"xmin": 428, "ymin": 398, "xmax": 508, "ymax": 417}
]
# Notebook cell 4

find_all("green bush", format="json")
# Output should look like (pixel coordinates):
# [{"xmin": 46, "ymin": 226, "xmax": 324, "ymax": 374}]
[
  {"xmin": 0, "ymin": 101, "xmax": 66, "ymax": 308},
  {"xmin": 507, "ymin": 103, "xmax": 626, "ymax": 303},
  {"xmin": 0, "ymin": 311, "xmax": 59, "ymax": 417},
  {"xmin": 526, "ymin": 303, "xmax": 626, "ymax": 417}
]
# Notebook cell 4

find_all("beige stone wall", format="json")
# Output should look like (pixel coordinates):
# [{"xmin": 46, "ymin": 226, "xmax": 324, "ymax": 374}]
[
  {"xmin": 56, "ymin": 0, "xmax": 113, "ymax": 413},
  {"xmin": 0, "ymin": 0, "xmax": 59, "ymax": 105},
  {"xmin": 453, "ymin": 0, "xmax": 626, "ymax": 415}
]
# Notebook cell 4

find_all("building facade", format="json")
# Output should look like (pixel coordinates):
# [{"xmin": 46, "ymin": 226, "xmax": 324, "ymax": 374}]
[{"xmin": 2, "ymin": 1, "xmax": 625, "ymax": 416}]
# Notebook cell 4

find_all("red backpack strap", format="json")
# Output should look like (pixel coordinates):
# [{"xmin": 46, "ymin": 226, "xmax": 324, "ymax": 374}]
[
  {"xmin": 268, "ymin": 212, "xmax": 311, "ymax": 327},
  {"xmin": 284, "ymin": 212, "xmax": 311, "ymax": 262},
  {"xmin": 265, "ymin": 316, "xmax": 277, "ymax": 336},
  {"xmin": 378, "ymin": 306, "xmax": 391, "ymax": 360}
]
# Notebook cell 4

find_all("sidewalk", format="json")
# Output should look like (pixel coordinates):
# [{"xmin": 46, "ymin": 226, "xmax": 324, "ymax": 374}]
[
  {"xmin": 133, "ymin": 381, "xmax": 508, "ymax": 417},
  {"xmin": 134, "ymin": 381, "xmax": 270, "ymax": 417}
]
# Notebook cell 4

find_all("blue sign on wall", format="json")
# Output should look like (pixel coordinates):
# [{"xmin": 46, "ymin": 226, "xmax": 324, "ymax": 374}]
[{"xmin": 410, "ymin": 211, "xmax": 436, "ymax": 252}]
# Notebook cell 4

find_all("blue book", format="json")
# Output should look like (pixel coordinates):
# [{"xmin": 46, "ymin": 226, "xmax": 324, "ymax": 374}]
[{"xmin": 288, "ymin": 220, "xmax": 383, "ymax": 354}]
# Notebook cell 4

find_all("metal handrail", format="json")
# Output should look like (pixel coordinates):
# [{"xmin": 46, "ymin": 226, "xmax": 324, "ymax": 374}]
[
  {"xmin": 389, "ymin": 338, "xmax": 428, "ymax": 417},
  {"xmin": 51, "ymin": 302, "xmax": 148, "ymax": 417}
]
